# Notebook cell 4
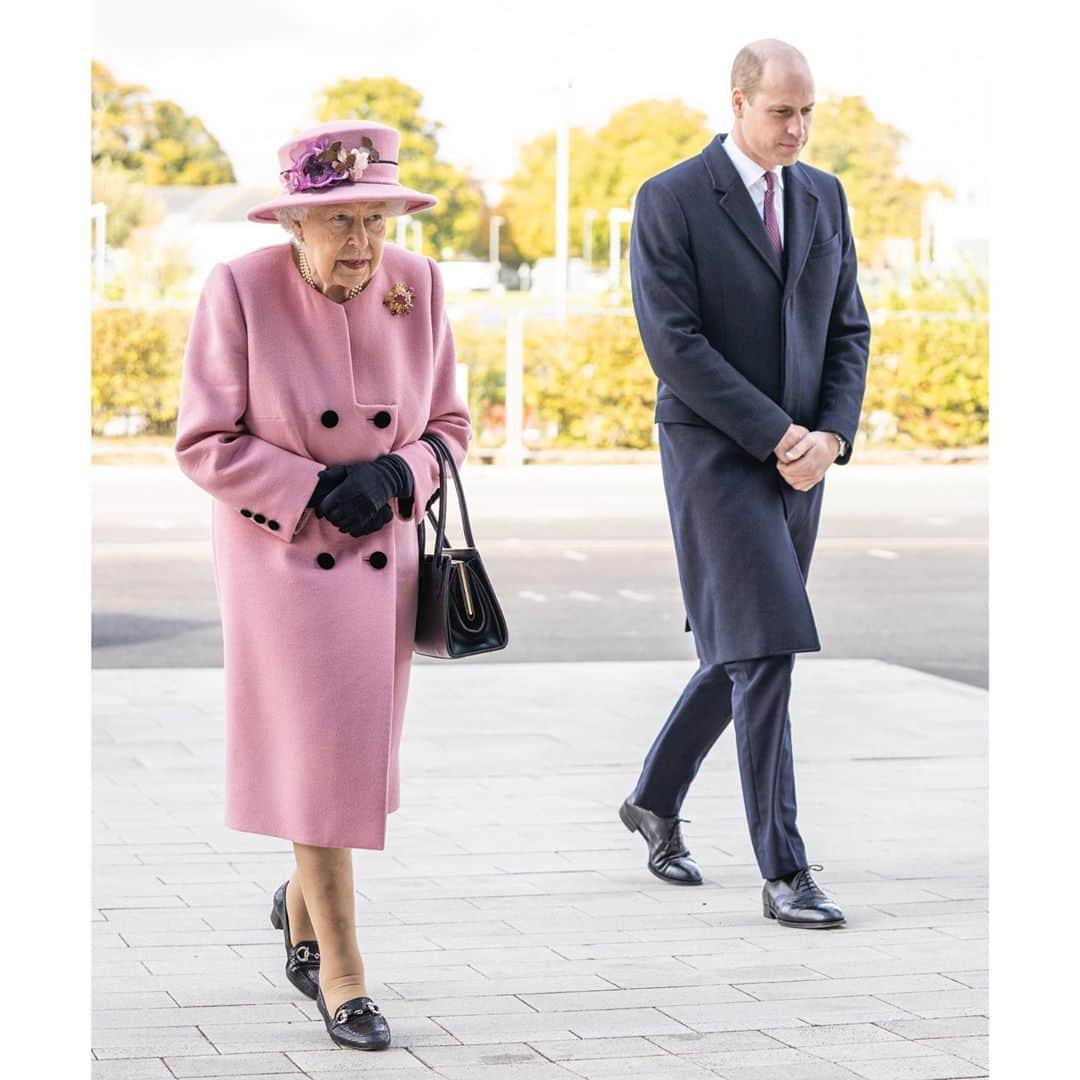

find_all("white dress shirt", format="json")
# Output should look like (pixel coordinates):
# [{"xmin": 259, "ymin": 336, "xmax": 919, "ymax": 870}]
[{"xmin": 721, "ymin": 132, "xmax": 785, "ymax": 245}]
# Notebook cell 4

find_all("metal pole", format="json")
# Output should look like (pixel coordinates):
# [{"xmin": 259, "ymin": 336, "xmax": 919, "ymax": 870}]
[
  {"xmin": 489, "ymin": 215, "xmax": 504, "ymax": 275},
  {"xmin": 396, "ymin": 214, "xmax": 410, "ymax": 247},
  {"xmin": 555, "ymin": 83, "xmax": 571, "ymax": 319},
  {"xmin": 504, "ymin": 310, "xmax": 525, "ymax": 467},
  {"xmin": 411, "ymin": 220, "xmax": 422, "ymax": 253}
]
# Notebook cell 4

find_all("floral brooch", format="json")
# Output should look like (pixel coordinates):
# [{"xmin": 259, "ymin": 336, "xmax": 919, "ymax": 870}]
[{"xmin": 383, "ymin": 282, "xmax": 415, "ymax": 316}]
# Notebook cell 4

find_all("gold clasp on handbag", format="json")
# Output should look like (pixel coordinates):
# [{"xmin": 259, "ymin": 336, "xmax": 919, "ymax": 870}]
[{"xmin": 453, "ymin": 559, "xmax": 474, "ymax": 618}]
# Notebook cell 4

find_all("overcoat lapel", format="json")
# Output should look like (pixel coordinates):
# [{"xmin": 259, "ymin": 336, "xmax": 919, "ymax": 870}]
[
  {"xmin": 780, "ymin": 163, "xmax": 820, "ymax": 303},
  {"xmin": 702, "ymin": 135, "xmax": 783, "ymax": 284},
  {"xmin": 702, "ymin": 135, "xmax": 822, "ymax": 296}
]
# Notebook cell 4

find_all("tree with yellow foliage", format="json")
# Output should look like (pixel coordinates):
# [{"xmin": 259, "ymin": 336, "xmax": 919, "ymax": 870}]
[
  {"xmin": 314, "ymin": 76, "xmax": 487, "ymax": 258},
  {"xmin": 498, "ymin": 99, "xmax": 713, "ymax": 265},
  {"xmin": 91, "ymin": 60, "xmax": 235, "ymax": 185}
]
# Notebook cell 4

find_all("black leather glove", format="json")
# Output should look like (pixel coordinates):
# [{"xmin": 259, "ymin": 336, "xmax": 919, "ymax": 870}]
[
  {"xmin": 343, "ymin": 503, "xmax": 394, "ymax": 538},
  {"xmin": 315, "ymin": 454, "xmax": 413, "ymax": 536},
  {"xmin": 307, "ymin": 464, "xmax": 347, "ymax": 509}
]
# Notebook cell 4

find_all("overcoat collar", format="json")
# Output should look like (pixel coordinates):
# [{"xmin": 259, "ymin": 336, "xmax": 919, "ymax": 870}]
[{"xmin": 702, "ymin": 132, "xmax": 819, "ymax": 300}]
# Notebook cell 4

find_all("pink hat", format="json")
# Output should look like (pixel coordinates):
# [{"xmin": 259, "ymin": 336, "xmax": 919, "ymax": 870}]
[{"xmin": 246, "ymin": 120, "xmax": 437, "ymax": 223}]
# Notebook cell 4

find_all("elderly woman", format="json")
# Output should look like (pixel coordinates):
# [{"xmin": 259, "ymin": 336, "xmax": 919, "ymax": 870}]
[{"xmin": 174, "ymin": 121, "xmax": 471, "ymax": 1051}]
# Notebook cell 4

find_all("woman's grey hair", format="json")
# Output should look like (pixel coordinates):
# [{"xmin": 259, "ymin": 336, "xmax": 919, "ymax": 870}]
[{"xmin": 275, "ymin": 200, "xmax": 409, "ymax": 237}]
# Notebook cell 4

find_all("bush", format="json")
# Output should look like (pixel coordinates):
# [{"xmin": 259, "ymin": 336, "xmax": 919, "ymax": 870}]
[
  {"xmin": 91, "ymin": 305, "xmax": 190, "ymax": 435},
  {"xmin": 524, "ymin": 314, "xmax": 655, "ymax": 448},
  {"xmin": 860, "ymin": 272, "xmax": 988, "ymax": 449},
  {"xmin": 91, "ymin": 273, "xmax": 988, "ymax": 451}
]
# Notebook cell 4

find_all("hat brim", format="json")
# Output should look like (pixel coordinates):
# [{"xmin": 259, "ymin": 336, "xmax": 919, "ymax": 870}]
[{"xmin": 247, "ymin": 183, "xmax": 437, "ymax": 223}]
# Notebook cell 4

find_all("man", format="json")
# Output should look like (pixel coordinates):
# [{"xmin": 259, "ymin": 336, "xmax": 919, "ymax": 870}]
[{"xmin": 622, "ymin": 39, "xmax": 870, "ymax": 928}]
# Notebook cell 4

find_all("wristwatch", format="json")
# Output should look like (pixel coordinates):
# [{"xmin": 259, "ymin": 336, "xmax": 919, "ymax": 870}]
[{"xmin": 827, "ymin": 431, "xmax": 847, "ymax": 459}]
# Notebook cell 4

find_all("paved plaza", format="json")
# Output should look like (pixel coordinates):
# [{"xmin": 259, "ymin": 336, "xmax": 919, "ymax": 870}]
[{"xmin": 93, "ymin": 658, "xmax": 988, "ymax": 1079}]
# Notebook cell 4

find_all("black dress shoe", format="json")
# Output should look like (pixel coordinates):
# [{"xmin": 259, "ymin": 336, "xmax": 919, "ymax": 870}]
[
  {"xmin": 269, "ymin": 881, "xmax": 320, "ymax": 999},
  {"xmin": 316, "ymin": 989, "xmax": 391, "ymax": 1050},
  {"xmin": 762, "ymin": 865, "xmax": 845, "ymax": 929},
  {"xmin": 619, "ymin": 797, "xmax": 703, "ymax": 885}
]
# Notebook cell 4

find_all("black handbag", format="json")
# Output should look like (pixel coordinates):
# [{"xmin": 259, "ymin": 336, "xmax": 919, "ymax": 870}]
[{"xmin": 413, "ymin": 433, "xmax": 509, "ymax": 658}]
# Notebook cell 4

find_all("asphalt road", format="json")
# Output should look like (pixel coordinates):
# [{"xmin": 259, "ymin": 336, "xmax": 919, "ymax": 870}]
[{"xmin": 92, "ymin": 462, "xmax": 988, "ymax": 687}]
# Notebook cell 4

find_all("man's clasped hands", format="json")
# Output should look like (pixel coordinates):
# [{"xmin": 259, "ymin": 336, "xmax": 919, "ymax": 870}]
[{"xmin": 772, "ymin": 425, "xmax": 841, "ymax": 492}]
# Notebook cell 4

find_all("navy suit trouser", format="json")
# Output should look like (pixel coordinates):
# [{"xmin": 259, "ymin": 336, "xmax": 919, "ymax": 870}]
[{"xmin": 631, "ymin": 654, "xmax": 808, "ymax": 881}]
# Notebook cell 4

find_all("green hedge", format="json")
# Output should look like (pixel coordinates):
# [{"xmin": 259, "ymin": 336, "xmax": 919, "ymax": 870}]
[
  {"xmin": 91, "ymin": 305, "xmax": 190, "ymax": 435},
  {"xmin": 91, "ymin": 284, "xmax": 988, "ymax": 450}
]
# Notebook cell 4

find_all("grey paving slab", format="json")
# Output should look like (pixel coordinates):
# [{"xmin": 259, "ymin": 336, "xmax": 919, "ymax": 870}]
[
  {"xmin": 92, "ymin": 1061, "xmax": 176, "ymax": 1079},
  {"xmin": 284, "ymin": 1047, "xmax": 438, "ymax": 1073},
  {"xmin": 431, "ymin": 1065, "xmax": 580, "ymax": 1080},
  {"xmin": 93, "ymin": 660, "xmax": 986, "ymax": 1075},
  {"xmin": 561, "ymin": 1055, "xmax": 717, "ymax": 1077},
  {"xmin": 912, "ymin": 1037, "xmax": 988, "ymax": 1069},
  {"xmin": 763, "ymin": 1024, "xmax": 908, "ymax": 1048},
  {"xmin": 840, "ymin": 1055, "xmax": 987, "ymax": 1079},
  {"xmin": 701, "ymin": 1063, "xmax": 863, "ymax": 1080},
  {"xmin": 528, "ymin": 1037, "xmax": 668, "ymax": 1061},
  {"xmin": 408, "ymin": 1042, "xmax": 552, "ymax": 1068},
  {"xmin": 650, "ymin": 1029, "xmax": 795, "ymax": 1054},
  {"xmin": 163, "ymin": 1053, "xmax": 302, "ymax": 1076}
]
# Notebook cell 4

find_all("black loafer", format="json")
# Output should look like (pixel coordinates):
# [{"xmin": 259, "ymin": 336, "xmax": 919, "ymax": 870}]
[
  {"xmin": 619, "ymin": 797, "xmax": 703, "ymax": 885},
  {"xmin": 763, "ymin": 865, "xmax": 845, "ymax": 929},
  {"xmin": 316, "ymin": 989, "xmax": 391, "ymax": 1050},
  {"xmin": 269, "ymin": 881, "xmax": 320, "ymax": 999}
]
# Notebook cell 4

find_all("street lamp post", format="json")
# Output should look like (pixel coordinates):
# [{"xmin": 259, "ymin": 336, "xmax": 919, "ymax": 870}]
[
  {"xmin": 555, "ymin": 82, "xmax": 571, "ymax": 320},
  {"xmin": 489, "ymin": 214, "xmax": 504, "ymax": 279}
]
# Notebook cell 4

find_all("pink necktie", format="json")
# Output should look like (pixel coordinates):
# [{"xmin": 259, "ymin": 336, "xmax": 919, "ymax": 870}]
[{"xmin": 763, "ymin": 170, "xmax": 782, "ymax": 256}]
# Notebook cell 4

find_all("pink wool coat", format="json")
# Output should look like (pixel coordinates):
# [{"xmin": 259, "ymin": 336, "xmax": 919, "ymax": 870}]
[{"xmin": 174, "ymin": 241, "xmax": 471, "ymax": 849}]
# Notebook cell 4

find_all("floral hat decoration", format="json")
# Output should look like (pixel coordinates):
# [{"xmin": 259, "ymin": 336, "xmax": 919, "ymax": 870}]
[{"xmin": 247, "ymin": 120, "xmax": 438, "ymax": 224}]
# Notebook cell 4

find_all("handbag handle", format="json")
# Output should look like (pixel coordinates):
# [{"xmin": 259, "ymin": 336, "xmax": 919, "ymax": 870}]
[{"xmin": 418, "ymin": 433, "xmax": 475, "ymax": 561}]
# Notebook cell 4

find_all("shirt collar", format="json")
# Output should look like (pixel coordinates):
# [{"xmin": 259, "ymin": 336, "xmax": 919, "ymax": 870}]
[{"xmin": 722, "ymin": 131, "xmax": 784, "ymax": 192}]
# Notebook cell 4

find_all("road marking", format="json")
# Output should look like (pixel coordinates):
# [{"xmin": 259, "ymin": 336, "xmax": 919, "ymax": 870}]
[
  {"xmin": 518, "ymin": 590, "xmax": 548, "ymax": 602},
  {"xmin": 618, "ymin": 589, "xmax": 653, "ymax": 601},
  {"xmin": 563, "ymin": 550, "xmax": 588, "ymax": 561},
  {"xmin": 868, "ymin": 548, "xmax": 900, "ymax": 560},
  {"xmin": 568, "ymin": 590, "xmax": 602, "ymax": 602}
]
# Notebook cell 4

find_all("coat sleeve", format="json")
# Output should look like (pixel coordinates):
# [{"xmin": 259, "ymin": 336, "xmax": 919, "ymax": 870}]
[
  {"xmin": 814, "ymin": 176, "xmax": 871, "ymax": 465},
  {"xmin": 389, "ymin": 256, "xmax": 473, "ymax": 523},
  {"xmin": 174, "ymin": 263, "xmax": 325, "ymax": 542},
  {"xmin": 629, "ymin": 177, "xmax": 793, "ymax": 462}
]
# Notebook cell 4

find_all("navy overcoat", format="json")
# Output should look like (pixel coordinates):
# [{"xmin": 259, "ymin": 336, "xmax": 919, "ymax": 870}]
[{"xmin": 629, "ymin": 133, "xmax": 871, "ymax": 664}]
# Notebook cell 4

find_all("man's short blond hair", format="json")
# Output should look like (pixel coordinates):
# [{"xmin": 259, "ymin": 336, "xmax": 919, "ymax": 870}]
[{"xmin": 730, "ymin": 40, "xmax": 810, "ymax": 101}]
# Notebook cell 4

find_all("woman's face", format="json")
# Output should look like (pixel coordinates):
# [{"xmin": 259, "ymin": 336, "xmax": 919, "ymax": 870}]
[{"xmin": 294, "ymin": 202, "xmax": 389, "ymax": 294}]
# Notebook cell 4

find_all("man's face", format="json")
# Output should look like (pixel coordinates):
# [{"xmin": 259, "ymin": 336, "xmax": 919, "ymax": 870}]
[{"xmin": 733, "ymin": 59, "xmax": 815, "ymax": 169}]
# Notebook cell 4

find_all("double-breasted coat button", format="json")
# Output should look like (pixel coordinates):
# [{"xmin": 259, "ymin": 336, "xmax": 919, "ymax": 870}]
[
  {"xmin": 267, "ymin": 520, "xmax": 280, "ymax": 531},
  {"xmin": 321, "ymin": 410, "xmax": 339, "ymax": 428},
  {"xmin": 240, "ymin": 508, "xmax": 253, "ymax": 517},
  {"xmin": 369, "ymin": 551, "xmax": 388, "ymax": 569},
  {"xmin": 253, "ymin": 513, "xmax": 267, "ymax": 524},
  {"xmin": 316, "ymin": 553, "xmax": 335, "ymax": 570},
  {"xmin": 372, "ymin": 410, "xmax": 392, "ymax": 428}
]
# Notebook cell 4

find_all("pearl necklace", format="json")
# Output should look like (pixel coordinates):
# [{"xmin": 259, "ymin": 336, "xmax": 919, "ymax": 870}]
[{"xmin": 297, "ymin": 245, "xmax": 368, "ymax": 301}]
